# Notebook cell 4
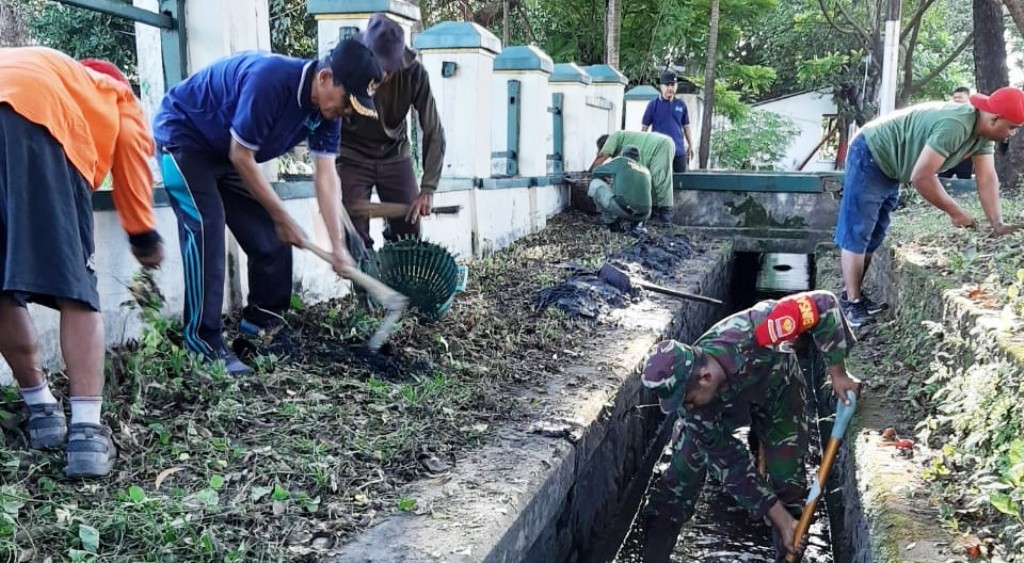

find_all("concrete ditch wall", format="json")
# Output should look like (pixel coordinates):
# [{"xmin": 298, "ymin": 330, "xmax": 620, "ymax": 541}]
[
  {"xmin": 323, "ymin": 240, "xmax": 733, "ymax": 562},
  {"xmin": 810, "ymin": 240, "xmax": 1022, "ymax": 563}
]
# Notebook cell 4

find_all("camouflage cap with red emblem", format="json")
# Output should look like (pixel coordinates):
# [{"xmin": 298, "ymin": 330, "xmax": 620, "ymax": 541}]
[{"xmin": 641, "ymin": 339, "xmax": 697, "ymax": 414}]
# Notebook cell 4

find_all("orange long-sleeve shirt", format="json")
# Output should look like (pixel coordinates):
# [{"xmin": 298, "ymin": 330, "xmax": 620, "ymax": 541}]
[{"xmin": 0, "ymin": 46, "xmax": 157, "ymax": 236}]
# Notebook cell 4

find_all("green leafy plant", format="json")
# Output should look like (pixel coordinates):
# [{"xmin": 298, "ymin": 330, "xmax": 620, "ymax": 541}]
[{"xmin": 710, "ymin": 109, "xmax": 800, "ymax": 170}]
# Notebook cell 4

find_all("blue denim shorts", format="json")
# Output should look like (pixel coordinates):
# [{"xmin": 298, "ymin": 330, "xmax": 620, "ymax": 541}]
[{"xmin": 835, "ymin": 135, "xmax": 901, "ymax": 254}]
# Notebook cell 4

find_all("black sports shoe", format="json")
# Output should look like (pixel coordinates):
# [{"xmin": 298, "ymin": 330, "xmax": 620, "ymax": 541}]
[
  {"xmin": 843, "ymin": 291, "xmax": 888, "ymax": 316},
  {"xmin": 840, "ymin": 298, "xmax": 871, "ymax": 328}
]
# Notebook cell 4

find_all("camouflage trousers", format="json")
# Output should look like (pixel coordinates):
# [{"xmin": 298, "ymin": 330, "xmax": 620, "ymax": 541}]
[{"xmin": 639, "ymin": 362, "xmax": 809, "ymax": 562}]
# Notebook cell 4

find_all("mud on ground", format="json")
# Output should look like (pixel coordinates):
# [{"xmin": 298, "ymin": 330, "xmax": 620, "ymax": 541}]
[{"xmin": 0, "ymin": 212, "xmax": 715, "ymax": 562}]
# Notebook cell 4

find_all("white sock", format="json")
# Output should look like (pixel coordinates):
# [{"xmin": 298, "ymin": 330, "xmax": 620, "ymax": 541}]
[
  {"xmin": 20, "ymin": 382, "xmax": 58, "ymax": 406},
  {"xmin": 69, "ymin": 397, "xmax": 103, "ymax": 426}
]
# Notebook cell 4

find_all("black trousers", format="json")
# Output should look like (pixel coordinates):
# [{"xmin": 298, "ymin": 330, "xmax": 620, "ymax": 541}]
[
  {"xmin": 672, "ymin": 155, "xmax": 688, "ymax": 173},
  {"xmin": 938, "ymin": 158, "xmax": 973, "ymax": 179},
  {"xmin": 160, "ymin": 148, "xmax": 291, "ymax": 355}
]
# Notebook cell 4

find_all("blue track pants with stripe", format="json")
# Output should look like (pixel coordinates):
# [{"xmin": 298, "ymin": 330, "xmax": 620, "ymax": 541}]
[{"xmin": 159, "ymin": 148, "xmax": 292, "ymax": 355}]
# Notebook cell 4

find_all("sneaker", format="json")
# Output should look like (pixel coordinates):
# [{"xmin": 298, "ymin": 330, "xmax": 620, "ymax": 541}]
[
  {"xmin": 65, "ymin": 423, "xmax": 116, "ymax": 478},
  {"xmin": 840, "ymin": 298, "xmax": 871, "ymax": 328},
  {"xmin": 651, "ymin": 207, "xmax": 674, "ymax": 224},
  {"xmin": 26, "ymin": 402, "xmax": 67, "ymax": 450},
  {"xmin": 842, "ymin": 291, "xmax": 888, "ymax": 316},
  {"xmin": 240, "ymin": 316, "xmax": 294, "ymax": 357},
  {"xmin": 861, "ymin": 293, "xmax": 889, "ymax": 316},
  {"xmin": 207, "ymin": 344, "xmax": 253, "ymax": 376}
]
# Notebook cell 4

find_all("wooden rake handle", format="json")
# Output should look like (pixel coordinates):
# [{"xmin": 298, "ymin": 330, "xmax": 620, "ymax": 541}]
[
  {"xmin": 348, "ymin": 201, "xmax": 463, "ymax": 219},
  {"xmin": 303, "ymin": 241, "xmax": 407, "ymax": 311}
]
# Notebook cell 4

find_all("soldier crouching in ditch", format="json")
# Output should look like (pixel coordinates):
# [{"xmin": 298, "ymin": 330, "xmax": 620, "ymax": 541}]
[{"xmin": 638, "ymin": 290, "xmax": 861, "ymax": 562}]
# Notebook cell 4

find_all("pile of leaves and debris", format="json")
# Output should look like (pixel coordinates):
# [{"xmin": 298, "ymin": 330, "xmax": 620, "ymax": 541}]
[
  {"xmin": 839, "ymin": 191, "xmax": 1024, "ymax": 560},
  {"xmin": 0, "ymin": 212, "xmax": 713, "ymax": 562},
  {"xmin": 533, "ymin": 233, "xmax": 699, "ymax": 319}
]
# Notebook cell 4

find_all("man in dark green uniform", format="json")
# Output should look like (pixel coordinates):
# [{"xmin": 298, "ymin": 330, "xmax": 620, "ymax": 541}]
[
  {"xmin": 639, "ymin": 290, "xmax": 861, "ymax": 562},
  {"xmin": 588, "ymin": 145, "xmax": 652, "ymax": 230}
]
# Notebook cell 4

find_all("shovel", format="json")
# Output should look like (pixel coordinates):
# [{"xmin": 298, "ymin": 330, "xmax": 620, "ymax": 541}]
[
  {"xmin": 348, "ymin": 201, "xmax": 463, "ymax": 220},
  {"xmin": 303, "ymin": 240, "xmax": 408, "ymax": 352},
  {"xmin": 785, "ymin": 390, "xmax": 858, "ymax": 562},
  {"xmin": 597, "ymin": 263, "xmax": 723, "ymax": 305}
]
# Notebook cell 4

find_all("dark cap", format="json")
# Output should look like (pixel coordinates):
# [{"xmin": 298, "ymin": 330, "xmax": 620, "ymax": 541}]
[
  {"xmin": 659, "ymin": 70, "xmax": 677, "ymax": 85},
  {"xmin": 641, "ymin": 340, "xmax": 697, "ymax": 414},
  {"xmin": 327, "ymin": 38, "xmax": 384, "ymax": 118},
  {"xmin": 622, "ymin": 145, "xmax": 641, "ymax": 160},
  {"xmin": 355, "ymin": 13, "xmax": 416, "ymax": 73}
]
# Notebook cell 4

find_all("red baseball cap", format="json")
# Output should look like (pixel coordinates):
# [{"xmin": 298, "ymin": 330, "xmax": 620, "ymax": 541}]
[
  {"xmin": 79, "ymin": 59, "xmax": 130, "ymax": 87},
  {"xmin": 970, "ymin": 86, "xmax": 1024, "ymax": 125}
]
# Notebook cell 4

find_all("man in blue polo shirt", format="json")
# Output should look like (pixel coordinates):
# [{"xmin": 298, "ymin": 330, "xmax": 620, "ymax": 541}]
[
  {"xmin": 152, "ymin": 39, "xmax": 383, "ymax": 375},
  {"xmin": 642, "ymin": 71, "xmax": 693, "ymax": 173}
]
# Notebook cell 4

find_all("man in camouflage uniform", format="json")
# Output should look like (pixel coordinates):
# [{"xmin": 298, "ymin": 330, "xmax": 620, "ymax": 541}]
[{"xmin": 639, "ymin": 290, "xmax": 861, "ymax": 562}]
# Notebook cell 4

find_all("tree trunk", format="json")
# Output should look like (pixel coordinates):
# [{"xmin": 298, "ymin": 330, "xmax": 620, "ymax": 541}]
[
  {"xmin": 605, "ymin": 0, "xmax": 621, "ymax": 68},
  {"xmin": 699, "ymin": 0, "xmax": 720, "ymax": 169},
  {"xmin": 1002, "ymin": 0, "xmax": 1024, "ymax": 35},
  {"xmin": 977, "ymin": 0, "xmax": 1023, "ymax": 189},
  {"xmin": 502, "ymin": 0, "xmax": 510, "ymax": 46}
]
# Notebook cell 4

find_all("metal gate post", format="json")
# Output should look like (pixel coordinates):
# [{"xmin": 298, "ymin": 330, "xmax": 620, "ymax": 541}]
[
  {"xmin": 547, "ymin": 92, "xmax": 564, "ymax": 175},
  {"xmin": 490, "ymin": 79, "xmax": 521, "ymax": 178}
]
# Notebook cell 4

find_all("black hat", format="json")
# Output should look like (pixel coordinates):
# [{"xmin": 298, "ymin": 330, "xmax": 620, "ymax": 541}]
[
  {"xmin": 355, "ymin": 13, "xmax": 417, "ymax": 73},
  {"xmin": 622, "ymin": 146, "xmax": 641, "ymax": 160},
  {"xmin": 659, "ymin": 70, "xmax": 677, "ymax": 85},
  {"xmin": 327, "ymin": 38, "xmax": 384, "ymax": 118}
]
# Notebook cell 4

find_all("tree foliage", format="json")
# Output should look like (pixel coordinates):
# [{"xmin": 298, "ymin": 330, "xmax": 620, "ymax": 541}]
[
  {"xmin": 269, "ymin": 0, "xmax": 317, "ymax": 58},
  {"xmin": 737, "ymin": 0, "xmax": 973, "ymax": 127},
  {"xmin": 15, "ymin": 0, "xmax": 138, "ymax": 80},
  {"xmin": 710, "ymin": 110, "xmax": 800, "ymax": 170}
]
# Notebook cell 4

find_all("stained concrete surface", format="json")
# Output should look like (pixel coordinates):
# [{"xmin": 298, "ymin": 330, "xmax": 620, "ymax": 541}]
[{"xmin": 322, "ymin": 240, "xmax": 733, "ymax": 562}]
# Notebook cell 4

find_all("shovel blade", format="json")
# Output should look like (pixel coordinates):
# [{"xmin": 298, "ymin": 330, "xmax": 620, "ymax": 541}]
[{"xmin": 597, "ymin": 263, "xmax": 633, "ymax": 293}]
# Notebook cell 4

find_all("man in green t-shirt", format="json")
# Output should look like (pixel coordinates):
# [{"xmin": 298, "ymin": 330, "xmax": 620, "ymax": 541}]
[
  {"xmin": 837, "ymin": 86, "xmax": 1024, "ymax": 327},
  {"xmin": 590, "ymin": 130, "xmax": 674, "ymax": 223},
  {"xmin": 588, "ymin": 146, "xmax": 652, "ymax": 230}
]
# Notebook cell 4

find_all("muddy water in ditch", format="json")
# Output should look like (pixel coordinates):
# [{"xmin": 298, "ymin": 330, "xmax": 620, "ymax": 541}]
[
  {"xmin": 611, "ymin": 423, "xmax": 835, "ymax": 563},
  {"xmin": 607, "ymin": 252, "xmax": 835, "ymax": 563}
]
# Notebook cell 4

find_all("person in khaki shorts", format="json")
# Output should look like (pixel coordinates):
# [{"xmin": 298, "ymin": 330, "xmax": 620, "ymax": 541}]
[{"xmin": 0, "ymin": 48, "xmax": 165, "ymax": 478}]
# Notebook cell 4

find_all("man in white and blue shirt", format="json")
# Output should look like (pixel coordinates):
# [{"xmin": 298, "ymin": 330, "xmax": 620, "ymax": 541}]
[
  {"xmin": 642, "ymin": 71, "xmax": 694, "ymax": 173},
  {"xmin": 152, "ymin": 39, "xmax": 383, "ymax": 375}
]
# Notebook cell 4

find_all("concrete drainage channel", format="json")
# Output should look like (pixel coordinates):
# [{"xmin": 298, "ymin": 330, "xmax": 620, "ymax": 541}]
[{"xmin": 327, "ymin": 244, "xmax": 875, "ymax": 563}]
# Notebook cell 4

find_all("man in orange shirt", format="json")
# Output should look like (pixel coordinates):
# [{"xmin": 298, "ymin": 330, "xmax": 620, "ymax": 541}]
[{"xmin": 0, "ymin": 47, "xmax": 163, "ymax": 478}]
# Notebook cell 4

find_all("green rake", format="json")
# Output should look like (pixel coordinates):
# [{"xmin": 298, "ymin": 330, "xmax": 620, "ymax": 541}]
[{"xmin": 376, "ymin": 238, "xmax": 468, "ymax": 319}]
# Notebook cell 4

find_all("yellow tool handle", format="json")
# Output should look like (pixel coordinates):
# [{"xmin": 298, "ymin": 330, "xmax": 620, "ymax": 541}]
[{"xmin": 785, "ymin": 438, "xmax": 842, "ymax": 562}]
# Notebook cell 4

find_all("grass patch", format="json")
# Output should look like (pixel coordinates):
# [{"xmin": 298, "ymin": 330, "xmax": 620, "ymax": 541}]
[
  {"xmin": 888, "ymin": 191, "xmax": 1024, "ymax": 301},
  {"xmin": 0, "ymin": 212, "xmax": 653, "ymax": 561}
]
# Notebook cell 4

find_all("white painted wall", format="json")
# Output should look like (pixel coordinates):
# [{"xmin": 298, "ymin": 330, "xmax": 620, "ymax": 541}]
[
  {"xmin": 184, "ymin": 0, "xmax": 271, "ymax": 71},
  {"xmin": 752, "ymin": 90, "xmax": 838, "ymax": 171},
  {"xmin": 589, "ymin": 83, "xmax": 625, "ymax": 134},
  {"xmin": 420, "ymin": 49, "xmax": 496, "ymax": 179},
  {"xmin": 550, "ymin": 82, "xmax": 591, "ymax": 172},
  {"xmin": 317, "ymin": 14, "xmax": 416, "ymax": 58},
  {"xmin": 491, "ymin": 70, "xmax": 552, "ymax": 177}
]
